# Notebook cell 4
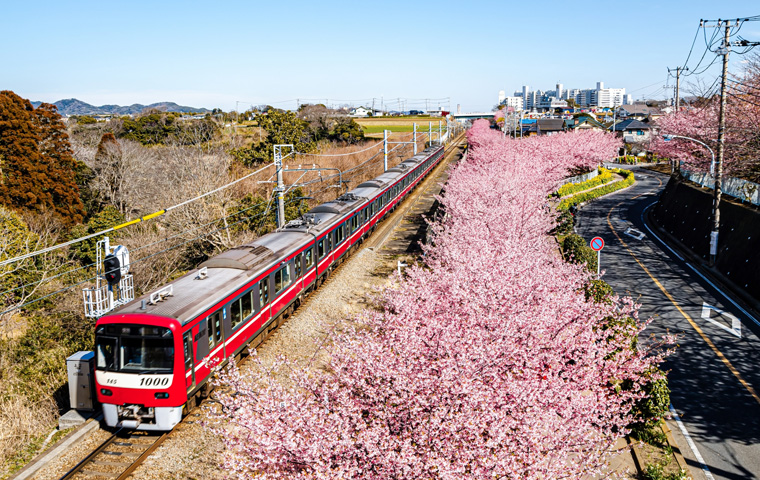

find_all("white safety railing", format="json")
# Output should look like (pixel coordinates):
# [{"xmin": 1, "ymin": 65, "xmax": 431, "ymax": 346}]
[
  {"xmin": 681, "ymin": 167, "xmax": 760, "ymax": 206},
  {"xmin": 558, "ymin": 168, "xmax": 600, "ymax": 187},
  {"xmin": 83, "ymin": 274, "xmax": 134, "ymax": 318}
]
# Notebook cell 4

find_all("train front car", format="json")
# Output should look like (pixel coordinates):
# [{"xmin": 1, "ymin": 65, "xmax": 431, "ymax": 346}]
[{"xmin": 95, "ymin": 314, "xmax": 185, "ymax": 430}]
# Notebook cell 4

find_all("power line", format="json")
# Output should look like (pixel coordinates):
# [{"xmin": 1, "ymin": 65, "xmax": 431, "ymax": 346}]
[
  {"xmin": 295, "ymin": 140, "xmax": 382, "ymax": 157},
  {"xmin": 0, "ymin": 162, "xmax": 275, "ymax": 268},
  {"xmin": 0, "ymin": 193, "xmax": 307, "ymax": 318},
  {"xmin": 726, "ymin": 91, "xmax": 760, "ymax": 109}
]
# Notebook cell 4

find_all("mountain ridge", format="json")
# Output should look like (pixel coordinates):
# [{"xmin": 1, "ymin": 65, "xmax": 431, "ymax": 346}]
[{"xmin": 30, "ymin": 98, "xmax": 211, "ymax": 116}]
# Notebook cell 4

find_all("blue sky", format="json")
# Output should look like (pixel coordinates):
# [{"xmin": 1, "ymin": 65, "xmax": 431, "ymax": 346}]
[{"xmin": 2, "ymin": 0, "xmax": 759, "ymax": 112}]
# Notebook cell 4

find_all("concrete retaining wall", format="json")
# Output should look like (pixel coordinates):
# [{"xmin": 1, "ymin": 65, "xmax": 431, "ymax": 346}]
[{"xmin": 651, "ymin": 177, "xmax": 760, "ymax": 304}]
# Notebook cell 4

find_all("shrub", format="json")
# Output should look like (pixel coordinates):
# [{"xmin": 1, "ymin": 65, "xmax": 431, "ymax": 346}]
[
  {"xmin": 552, "ymin": 210, "xmax": 574, "ymax": 235},
  {"xmin": 584, "ymin": 279, "xmax": 614, "ymax": 303},
  {"xmin": 630, "ymin": 373, "xmax": 671, "ymax": 437},
  {"xmin": 558, "ymin": 168, "xmax": 634, "ymax": 211},
  {"xmin": 561, "ymin": 233, "xmax": 598, "ymax": 272},
  {"xmin": 557, "ymin": 167, "xmax": 613, "ymax": 197}
]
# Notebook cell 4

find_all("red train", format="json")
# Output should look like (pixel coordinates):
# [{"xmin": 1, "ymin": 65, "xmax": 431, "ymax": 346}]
[{"xmin": 94, "ymin": 145, "xmax": 445, "ymax": 430}]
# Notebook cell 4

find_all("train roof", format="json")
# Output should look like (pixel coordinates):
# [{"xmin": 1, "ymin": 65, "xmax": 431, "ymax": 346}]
[
  {"xmin": 105, "ymin": 146, "xmax": 444, "ymax": 326},
  {"xmin": 114, "ymin": 230, "xmax": 311, "ymax": 325},
  {"xmin": 113, "ymin": 265, "xmax": 245, "ymax": 324}
]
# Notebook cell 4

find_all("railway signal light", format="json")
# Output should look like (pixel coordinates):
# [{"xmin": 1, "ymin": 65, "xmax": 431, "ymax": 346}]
[{"xmin": 104, "ymin": 254, "xmax": 122, "ymax": 286}]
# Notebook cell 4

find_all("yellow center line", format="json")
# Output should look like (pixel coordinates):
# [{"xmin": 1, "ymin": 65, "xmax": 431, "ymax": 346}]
[{"xmin": 605, "ymin": 180, "xmax": 760, "ymax": 406}]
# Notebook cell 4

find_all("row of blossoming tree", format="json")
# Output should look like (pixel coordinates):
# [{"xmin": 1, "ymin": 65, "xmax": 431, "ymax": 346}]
[
  {"xmin": 650, "ymin": 55, "xmax": 760, "ymax": 182},
  {"xmin": 209, "ymin": 120, "xmax": 670, "ymax": 479}
]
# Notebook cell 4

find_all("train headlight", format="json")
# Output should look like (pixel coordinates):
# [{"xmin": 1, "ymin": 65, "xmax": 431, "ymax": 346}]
[
  {"xmin": 100, "ymin": 388, "xmax": 113, "ymax": 396},
  {"xmin": 154, "ymin": 392, "xmax": 169, "ymax": 399}
]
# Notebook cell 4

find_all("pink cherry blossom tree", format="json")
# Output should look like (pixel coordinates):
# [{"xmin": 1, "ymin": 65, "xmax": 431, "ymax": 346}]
[
  {"xmin": 493, "ymin": 109, "xmax": 506, "ymax": 128},
  {"xmin": 208, "ymin": 121, "xmax": 668, "ymax": 479},
  {"xmin": 651, "ymin": 64, "xmax": 760, "ymax": 181}
]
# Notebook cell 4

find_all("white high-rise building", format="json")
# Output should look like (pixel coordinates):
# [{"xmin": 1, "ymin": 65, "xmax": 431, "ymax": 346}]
[
  {"xmin": 502, "ymin": 96, "xmax": 523, "ymax": 111},
  {"xmin": 504, "ymin": 81, "xmax": 625, "ymax": 110}
]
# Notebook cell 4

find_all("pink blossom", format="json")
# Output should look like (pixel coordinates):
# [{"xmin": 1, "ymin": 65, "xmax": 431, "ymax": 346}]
[{"xmin": 208, "ymin": 121, "xmax": 667, "ymax": 479}]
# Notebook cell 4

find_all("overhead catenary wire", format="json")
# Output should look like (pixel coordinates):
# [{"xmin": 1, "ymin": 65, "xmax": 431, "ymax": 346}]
[
  {"xmin": 1, "ymin": 127, "xmax": 434, "ymax": 313},
  {"xmin": 0, "ymin": 192, "xmax": 278, "ymax": 301},
  {"xmin": 0, "ymin": 162, "xmax": 275, "ymax": 268},
  {"xmin": 0, "ymin": 193, "xmax": 302, "ymax": 318},
  {"xmin": 294, "ymin": 140, "xmax": 383, "ymax": 157}
]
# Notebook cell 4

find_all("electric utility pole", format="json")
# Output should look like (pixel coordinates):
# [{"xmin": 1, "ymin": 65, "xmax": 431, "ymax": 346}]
[
  {"xmin": 668, "ymin": 66, "xmax": 688, "ymax": 111},
  {"xmin": 708, "ymin": 19, "xmax": 731, "ymax": 266}
]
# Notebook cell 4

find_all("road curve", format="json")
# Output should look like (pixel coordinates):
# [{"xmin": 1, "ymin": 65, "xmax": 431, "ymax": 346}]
[{"xmin": 574, "ymin": 165, "xmax": 760, "ymax": 480}]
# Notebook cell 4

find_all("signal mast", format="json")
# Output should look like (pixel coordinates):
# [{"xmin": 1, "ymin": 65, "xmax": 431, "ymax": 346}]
[{"xmin": 82, "ymin": 237, "xmax": 134, "ymax": 317}]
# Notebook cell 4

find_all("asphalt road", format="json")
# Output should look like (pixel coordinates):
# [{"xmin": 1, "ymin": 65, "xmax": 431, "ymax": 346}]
[{"xmin": 574, "ymin": 165, "xmax": 760, "ymax": 480}]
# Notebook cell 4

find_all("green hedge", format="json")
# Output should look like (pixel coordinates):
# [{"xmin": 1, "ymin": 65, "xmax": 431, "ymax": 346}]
[
  {"xmin": 557, "ymin": 167, "xmax": 613, "ymax": 197},
  {"xmin": 561, "ymin": 234, "xmax": 598, "ymax": 272},
  {"xmin": 558, "ymin": 169, "xmax": 634, "ymax": 211}
]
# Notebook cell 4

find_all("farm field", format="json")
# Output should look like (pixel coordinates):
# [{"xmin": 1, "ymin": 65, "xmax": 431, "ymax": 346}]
[{"xmin": 355, "ymin": 116, "xmax": 448, "ymax": 137}]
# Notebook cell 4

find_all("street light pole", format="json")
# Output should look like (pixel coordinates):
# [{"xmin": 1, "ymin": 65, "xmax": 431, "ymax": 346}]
[
  {"xmin": 662, "ymin": 133, "xmax": 718, "ymax": 263},
  {"xmin": 662, "ymin": 134, "xmax": 715, "ymax": 175}
]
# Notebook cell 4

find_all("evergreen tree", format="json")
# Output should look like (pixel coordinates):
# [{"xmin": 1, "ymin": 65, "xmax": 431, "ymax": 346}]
[
  {"xmin": 232, "ymin": 109, "xmax": 317, "ymax": 166},
  {"xmin": 0, "ymin": 91, "xmax": 85, "ymax": 225}
]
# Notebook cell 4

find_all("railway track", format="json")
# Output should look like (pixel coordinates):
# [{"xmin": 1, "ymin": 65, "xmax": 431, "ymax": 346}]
[
  {"xmin": 44, "ymin": 134, "xmax": 466, "ymax": 480},
  {"xmin": 365, "ymin": 132, "xmax": 466, "ymax": 249},
  {"xmin": 58, "ymin": 430, "xmax": 166, "ymax": 480}
]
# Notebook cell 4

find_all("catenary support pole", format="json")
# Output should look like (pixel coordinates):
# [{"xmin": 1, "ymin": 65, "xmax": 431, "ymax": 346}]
[
  {"xmin": 413, "ymin": 123, "xmax": 417, "ymax": 154},
  {"xmin": 383, "ymin": 130, "xmax": 389, "ymax": 171},
  {"xmin": 273, "ymin": 144, "xmax": 293, "ymax": 228}
]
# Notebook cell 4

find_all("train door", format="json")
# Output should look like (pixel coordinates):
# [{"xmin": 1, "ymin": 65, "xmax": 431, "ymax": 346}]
[{"xmin": 183, "ymin": 331, "xmax": 195, "ymax": 394}]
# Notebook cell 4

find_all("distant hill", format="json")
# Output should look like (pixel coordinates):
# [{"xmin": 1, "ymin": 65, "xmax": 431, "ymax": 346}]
[{"xmin": 30, "ymin": 98, "xmax": 211, "ymax": 116}]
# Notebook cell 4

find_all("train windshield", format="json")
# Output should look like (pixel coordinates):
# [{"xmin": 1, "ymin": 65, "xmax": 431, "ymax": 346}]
[{"xmin": 95, "ymin": 325, "xmax": 174, "ymax": 373}]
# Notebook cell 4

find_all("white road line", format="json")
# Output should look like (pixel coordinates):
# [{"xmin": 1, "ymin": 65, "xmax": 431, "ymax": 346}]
[
  {"xmin": 641, "ymin": 202, "xmax": 760, "ymax": 329},
  {"xmin": 669, "ymin": 404, "xmax": 716, "ymax": 480},
  {"xmin": 685, "ymin": 264, "xmax": 760, "ymax": 329},
  {"xmin": 701, "ymin": 302, "xmax": 742, "ymax": 338}
]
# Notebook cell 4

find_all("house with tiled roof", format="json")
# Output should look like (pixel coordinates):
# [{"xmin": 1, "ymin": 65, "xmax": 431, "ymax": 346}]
[
  {"xmin": 567, "ymin": 116, "xmax": 607, "ymax": 132},
  {"xmin": 524, "ymin": 118, "xmax": 567, "ymax": 136},
  {"xmin": 616, "ymin": 104, "xmax": 651, "ymax": 120},
  {"xmin": 610, "ymin": 118, "xmax": 651, "ymax": 145}
]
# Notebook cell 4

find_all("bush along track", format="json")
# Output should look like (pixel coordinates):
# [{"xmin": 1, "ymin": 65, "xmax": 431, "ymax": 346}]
[{"xmin": 558, "ymin": 168, "xmax": 635, "ymax": 211}]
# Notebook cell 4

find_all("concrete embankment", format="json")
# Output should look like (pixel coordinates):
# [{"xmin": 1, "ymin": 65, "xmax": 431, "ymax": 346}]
[{"xmin": 651, "ymin": 175, "xmax": 760, "ymax": 310}]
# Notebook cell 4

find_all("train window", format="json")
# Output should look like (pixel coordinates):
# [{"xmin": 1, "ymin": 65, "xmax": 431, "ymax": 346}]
[
  {"xmin": 207, "ymin": 310, "xmax": 222, "ymax": 350},
  {"xmin": 259, "ymin": 279, "xmax": 269, "ymax": 305},
  {"xmin": 275, "ymin": 265, "xmax": 291, "ymax": 293},
  {"xmin": 327, "ymin": 233, "xmax": 332, "ymax": 251},
  {"xmin": 317, "ymin": 239, "xmax": 325, "ymax": 259},
  {"xmin": 207, "ymin": 313, "xmax": 214, "ymax": 349},
  {"xmin": 183, "ymin": 332, "xmax": 193, "ymax": 372},
  {"xmin": 295, "ymin": 254, "xmax": 302, "ymax": 277},
  {"xmin": 96, "ymin": 337, "xmax": 116, "ymax": 370},
  {"xmin": 241, "ymin": 290, "xmax": 253, "ymax": 320},
  {"xmin": 305, "ymin": 248, "xmax": 314, "ymax": 268},
  {"xmin": 336, "ymin": 225, "xmax": 343, "ymax": 244},
  {"xmin": 231, "ymin": 298, "xmax": 242, "ymax": 328}
]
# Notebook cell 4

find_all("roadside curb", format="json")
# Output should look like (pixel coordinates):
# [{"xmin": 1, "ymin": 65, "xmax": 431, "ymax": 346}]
[
  {"xmin": 662, "ymin": 421, "xmax": 690, "ymax": 473},
  {"xmin": 10, "ymin": 414, "xmax": 103, "ymax": 480},
  {"xmin": 628, "ymin": 421, "xmax": 690, "ymax": 478}
]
